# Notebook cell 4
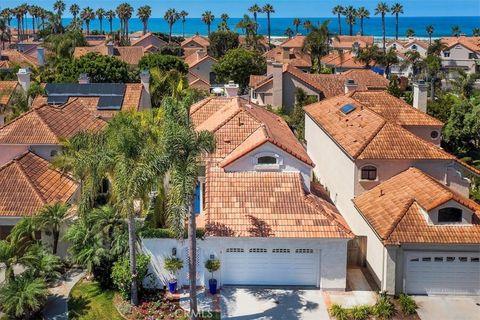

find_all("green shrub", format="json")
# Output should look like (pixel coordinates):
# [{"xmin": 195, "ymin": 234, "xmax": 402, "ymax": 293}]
[
  {"xmin": 349, "ymin": 305, "xmax": 371, "ymax": 320},
  {"xmin": 111, "ymin": 254, "xmax": 150, "ymax": 300},
  {"xmin": 373, "ymin": 292, "xmax": 395, "ymax": 320},
  {"xmin": 204, "ymin": 259, "xmax": 221, "ymax": 279},
  {"xmin": 164, "ymin": 256, "xmax": 184, "ymax": 281},
  {"xmin": 330, "ymin": 304, "xmax": 349, "ymax": 320},
  {"xmin": 399, "ymin": 294, "xmax": 418, "ymax": 315},
  {"xmin": 139, "ymin": 227, "xmax": 205, "ymax": 239}
]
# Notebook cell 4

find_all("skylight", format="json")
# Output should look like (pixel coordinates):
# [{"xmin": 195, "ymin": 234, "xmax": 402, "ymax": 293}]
[{"xmin": 340, "ymin": 104, "xmax": 356, "ymax": 115}]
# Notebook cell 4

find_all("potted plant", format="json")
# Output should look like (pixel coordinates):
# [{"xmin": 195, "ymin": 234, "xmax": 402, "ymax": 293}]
[
  {"xmin": 204, "ymin": 258, "xmax": 221, "ymax": 294},
  {"xmin": 164, "ymin": 256, "xmax": 183, "ymax": 293}
]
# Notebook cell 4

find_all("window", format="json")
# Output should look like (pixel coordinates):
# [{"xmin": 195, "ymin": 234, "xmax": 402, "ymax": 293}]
[
  {"xmin": 249, "ymin": 248, "xmax": 267, "ymax": 253},
  {"xmin": 411, "ymin": 45, "xmax": 418, "ymax": 50},
  {"xmin": 471, "ymin": 257, "xmax": 479, "ymax": 262},
  {"xmin": 438, "ymin": 207, "xmax": 463, "ymax": 223},
  {"xmin": 422, "ymin": 257, "xmax": 431, "ymax": 262},
  {"xmin": 430, "ymin": 130, "xmax": 439, "ymax": 139},
  {"xmin": 459, "ymin": 257, "xmax": 468, "ymax": 262},
  {"xmin": 226, "ymin": 248, "xmax": 244, "ymax": 253},
  {"xmin": 361, "ymin": 165, "xmax": 377, "ymax": 181},
  {"xmin": 272, "ymin": 248, "xmax": 290, "ymax": 253},
  {"xmin": 446, "ymin": 257, "xmax": 455, "ymax": 262},
  {"xmin": 468, "ymin": 53, "xmax": 475, "ymax": 59},
  {"xmin": 251, "ymin": 90, "xmax": 257, "ymax": 99},
  {"xmin": 410, "ymin": 257, "xmax": 419, "ymax": 262},
  {"xmin": 257, "ymin": 156, "xmax": 277, "ymax": 165},
  {"xmin": 392, "ymin": 44, "xmax": 397, "ymax": 49},
  {"xmin": 295, "ymin": 249, "xmax": 314, "ymax": 254},
  {"xmin": 444, "ymin": 51, "xmax": 450, "ymax": 57},
  {"xmin": 434, "ymin": 257, "xmax": 444, "ymax": 262}
]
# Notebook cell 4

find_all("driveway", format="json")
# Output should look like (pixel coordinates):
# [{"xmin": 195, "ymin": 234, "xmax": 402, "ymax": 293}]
[{"xmin": 414, "ymin": 295, "xmax": 480, "ymax": 320}]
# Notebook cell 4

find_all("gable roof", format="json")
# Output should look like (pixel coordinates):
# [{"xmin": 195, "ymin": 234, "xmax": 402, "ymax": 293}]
[
  {"xmin": 280, "ymin": 35, "xmax": 305, "ymax": 49},
  {"xmin": 0, "ymin": 151, "xmax": 78, "ymax": 217},
  {"xmin": 73, "ymin": 45, "xmax": 144, "ymax": 65},
  {"xmin": 181, "ymin": 35, "xmax": 210, "ymax": 48},
  {"xmin": 131, "ymin": 32, "xmax": 167, "ymax": 48},
  {"xmin": 0, "ymin": 49, "xmax": 38, "ymax": 69},
  {"xmin": 353, "ymin": 167, "xmax": 480, "ymax": 245},
  {"xmin": 441, "ymin": 36, "xmax": 480, "ymax": 52},
  {"xmin": 0, "ymin": 98, "xmax": 106, "ymax": 145},
  {"xmin": 264, "ymin": 47, "xmax": 312, "ymax": 68},
  {"xmin": 321, "ymin": 51, "xmax": 367, "ymax": 69},
  {"xmin": 185, "ymin": 53, "xmax": 217, "ymax": 69},
  {"xmin": 332, "ymin": 35, "xmax": 374, "ymax": 49},
  {"xmin": 0, "ymin": 81, "xmax": 19, "ymax": 105}
]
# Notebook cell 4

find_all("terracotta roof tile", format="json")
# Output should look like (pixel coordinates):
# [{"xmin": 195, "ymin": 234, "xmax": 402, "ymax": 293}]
[
  {"xmin": 321, "ymin": 51, "xmax": 367, "ymax": 68},
  {"xmin": 441, "ymin": 36, "xmax": 480, "ymax": 52},
  {"xmin": 264, "ymin": 47, "xmax": 312, "ymax": 67},
  {"xmin": 0, "ymin": 81, "xmax": 18, "ymax": 105},
  {"xmin": 280, "ymin": 36, "xmax": 305, "ymax": 49},
  {"xmin": 332, "ymin": 36, "xmax": 374, "ymax": 49},
  {"xmin": 73, "ymin": 45, "xmax": 144, "ymax": 65},
  {"xmin": 0, "ymin": 49, "xmax": 38, "ymax": 68},
  {"xmin": 181, "ymin": 35, "xmax": 210, "ymax": 48}
]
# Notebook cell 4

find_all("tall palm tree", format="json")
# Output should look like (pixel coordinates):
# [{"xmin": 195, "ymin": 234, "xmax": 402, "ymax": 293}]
[
  {"xmin": 116, "ymin": 4, "xmax": 125, "ymax": 41},
  {"xmin": 80, "ymin": 7, "xmax": 95, "ymax": 35},
  {"xmin": 356, "ymin": 7, "xmax": 370, "ymax": 36},
  {"xmin": 1, "ymin": 8, "xmax": 12, "ymax": 26},
  {"xmin": 451, "ymin": 25, "xmax": 461, "ymax": 37},
  {"xmin": 0, "ymin": 18, "xmax": 11, "ymax": 49},
  {"xmin": 451, "ymin": 69, "xmax": 480, "ymax": 98},
  {"xmin": 27, "ymin": 5, "xmax": 36, "ymax": 34},
  {"xmin": 69, "ymin": 4, "xmax": 80, "ymax": 30},
  {"xmin": 164, "ymin": 8, "xmax": 179, "ymax": 43},
  {"xmin": 35, "ymin": 203, "xmax": 69, "ymax": 255},
  {"xmin": 303, "ymin": 20, "xmax": 312, "ymax": 32},
  {"xmin": 137, "ymin": 5, "xmax": 151, "ymax": 36},
  {"xmin": 106, "ymin": 10, "xmax": 116, "ymax": 40},
  {"xmin": 179, "ymin": 11, "xmax": 188, "ymax": 37},
  {"xmin": 96, "ymin": 8, "xmax": 105, "ymax": 34},
  {"xmin": 302, "ymin": 20, "xmax": 331, "ymax": 71},
  {"xmin": 375, "ymin": 2, "xmax": 390, "ymax": 52},
  {"xmin": 332, "ymin": 5, "xmax": 344, "ymax": 35},
  {"xmin": 293, "ymin": 18, "xmax": 301, "ymax": 34},
  {"xmin": 262, "ymin": 4, "xmax": 274, "ymax": 46},
  {"xmin": 53, "ymin": 0, "xmax": 65, "ymax": 28},
  {"xmin": 426, "ymin": 25, "xmax": 434, "ymax": 44},
  {"xmin": 218, "ymin": 13, "xmax": 230, "ymax": 32},
  {"xmin": 285, "ymin": 27, "xmax": 294, "ymax": 39},
  {"xmin": 391, "ymin": 3, "xmax": 404, "ymax": 40},
  {"xmin": 406, "ymin": 28, "xmax": 415, "ymax": 38},
  {"xmin": 13, "ymin": 7, "xmax": 22, "ymax": 44},
  {"xmin": 122, "ymin": 3, "xmax": 134, "ymax": 40},
  {"xmin": 344, "ymin": 6, "xmax": 357, "ymax": 36},
  {"xmin": 473, "ymin": 28, "xmax": 480, "ymax": 37},
  {"xmin": 248, "ymin": 4, "xmax": 262, "ymax": 32},
  {"xmin": 201, "ymin": 11, "xmax": 214, "ymax": 36}
]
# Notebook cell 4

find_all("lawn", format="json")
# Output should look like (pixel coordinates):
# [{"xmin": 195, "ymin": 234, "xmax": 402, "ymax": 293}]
[{"xmin": 68, "ymin": 280, "xmax": 123, "ymax": 320}]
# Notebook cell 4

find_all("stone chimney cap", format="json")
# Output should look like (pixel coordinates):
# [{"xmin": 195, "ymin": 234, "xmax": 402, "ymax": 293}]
[{"xmin": 17, "ymin": 68, "xmax": 31, "ymax": 74}]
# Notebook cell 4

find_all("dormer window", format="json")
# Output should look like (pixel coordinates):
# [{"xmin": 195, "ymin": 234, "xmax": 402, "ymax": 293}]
[
  {"xmin": 444, "ymin": 51, "xmax": 450, "ymax": 57},
  {"xmin": 361, "ymin": 165, "xmax": 377, "ymax": 181},
  {"xmin": 254, "ymin": 153, "xmax": 282, "ymax": 171},
  {"xmin": 257, "ymin": 156, "xmax": 277, "ymax": 165},
  {"xmin": 411, "ymin": 44, "xmax": 418, "ymax": 51},
  {"xmin": 438, "ymin": 207, "xmax": 462, "ymax": 223},
  {"xmin": 392, "ymin": 44, "xmax": 397, "ymax": 49}
]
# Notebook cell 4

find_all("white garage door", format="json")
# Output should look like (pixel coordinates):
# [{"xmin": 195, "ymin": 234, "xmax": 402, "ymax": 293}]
[
  {"xmin": 405, "ymin": 252, "xmax": 480, "ymax": 295},
  {"xmin": 222, "ymin": 247, "xmax": 320, "ymax": 286}
]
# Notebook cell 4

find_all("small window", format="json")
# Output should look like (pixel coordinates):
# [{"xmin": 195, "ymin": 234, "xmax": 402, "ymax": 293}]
[
  {"xmin": 257, "ymin": 156, "xmax": 277, "ymax": 165},
  {"xmin": 249, "ymin": 248, "xmax": 267, "ymax": 253},
  {"xmin": 446, "ymin": 257, "xmax": 455, "ymax": 262},
  {"xmin": 411, "ymin": 45, "xmax": 418, "ymax": 50},
  {"xmin": 434, "ymin": 257, "xmax": 444, "ymax": 262},
  {"xmin": 340, "ymin": 104, "xmax": 356, "ymax": 114},
  {"xmin": 468, "ymin": 53, "xmax": 475, "ymax": 59},
  {"xmin": 430, "ymin": 130, "xmax": 439, "ymax": 139},
  {"xmin": 438, "ymin": 207, "xmax": 463, "ymax": 223},
  {"xmin": 471, "ymin": 257, "xmax": 479, "ymax": 262},
  {"xmin": 392, "ymin": 44, "xmax": 397, "ymax": 49},
  {"xmin": 272, "ymin": 248, "xmax": 290, "ymax": 253},
  {"xmin": 361, "ymin": 165, "xmax": 377, "ymax": 181},
  {"xmin": 251, "ymin": 90, "xmax": 257, "ymax": 99},
  {"xmin": 444, "ymin": 51, "xmax": 450, "ymax": 57},
  {"xmin": 295, "ymin": 249, "xmax": 314, "ymax": 254},
  {"xmin": 422, "ymin": 257, "xmax": 431, "ymax": 262},
  {"xmin": 459, "ymin": 257, "xmax": 468, "ymax": 262},
  {"xmin": 226, "ymin": 248, "xmax": 244, "ymax": 253},
  {"xmin": 410, "ymin": 258, "xmax": 419, "ymax": 262}
]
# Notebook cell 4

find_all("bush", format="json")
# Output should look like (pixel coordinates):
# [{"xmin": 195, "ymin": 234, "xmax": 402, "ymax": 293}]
[
  {"xmin": 372, "ymin": 292, "xmax": 395, "ymax": 320},
  {"xmin": 399, "ymin": 294, "xmax": 418, "ymax": 315},
  {"xmin": 139, "ymin": 227, "xmax": 205, "ymax": 239},
  {"xmin": 164, "ymin": 256, "xmax": 184, "ymax": 281},
  {"xmin": 349, "ymin": 305, "xmax": 371, "ymax": 320},
  {"xmin": 111, "ymin": 254, "xmax": 150, "ymax": 300},
  {"xmin": 138, "ymin": 54, "xmax": 188, "ymax": 74},
  {"xmin": 204, "ymin": 259, "xmax": 221, "ymax": 278},
  {"xmin": 330, "ymin": 304, "xmax": 349, "ymax": 320}
]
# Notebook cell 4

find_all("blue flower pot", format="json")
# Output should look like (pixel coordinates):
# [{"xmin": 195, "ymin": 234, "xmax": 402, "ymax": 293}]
[
  {"xmin": 168, "ymin": 280, "xmax": 177, "ymax": 293},
  {"xmin": 209, "ymin": 278, "xmax": 218, "ymax": 295}
]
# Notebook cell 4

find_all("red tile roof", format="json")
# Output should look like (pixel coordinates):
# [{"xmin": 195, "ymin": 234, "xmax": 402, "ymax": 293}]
[
  {"xmin": 0, "ymin": 49, "xmax": 38, "ymax": 69},
  {"xmin": 332, "ymin": 36, "xmax": 374, "ymax": 49},
  {"xmin": 181, "ymin": 35, "xmax": 210, "ymax": 48},
  {"xmin": 441, "ymin": 36, "xmax": 480, "ymax": 52},
  {"xmin": 321, "ymin": 51, "xmax": 367, "ymax": 69},
  {"xmin": 0, "ymin": 81, "xmax": 18, "ymax": 105},
  {"xmin": 280, "ymin": 35, "xmax": 305, "ymax": 49},
  {"xmin": 73, "ymin": 45, "xmax": 145, "ymax": 65},
  {"xmin": 264, "ymin": 47, "xmax": 312, "ymax": 68}
]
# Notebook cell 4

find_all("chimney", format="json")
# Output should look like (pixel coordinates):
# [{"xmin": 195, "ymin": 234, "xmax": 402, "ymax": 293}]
[
  {"xmin": 196, "ymin": 49, "xmax": 207, "ymax": 61},
  {"xmin": 266, "ymin": 59, "xmax": 274, "ymax": 75},
  {"xmin": 344, "ymin": 79, "xmax": 358, "ymax": 94},
  {"xmin": 272, "ymin": 62, "xmax": 283, "ymax": 108},
  {"xmin": 16, "ymin": 68, "xmax": 31, "ymax": 93},
  {"xmin": 224, "ymin": 81, "xmax": 239, "ymax": 97},
  {"xmin": 107, "ymin": 42, "xmax": 114, "ymax": 56},
  {"xmin": 413, "ymin": 80, "xmax": 428, "ymax": 112},
  {"xmin": 78, "ymin": 73, "xmax": 90, "ymax": 84},
  {"xmin": 282, "ymin": 47, "xmax": 290, "ymax": 60},
  {"xmin": 140, "ymin": 70, "xmax": 150, "ymax": 94},
  {"xmin": 36, "ymin": 47, "xmax": 45, "ymax": 67}
]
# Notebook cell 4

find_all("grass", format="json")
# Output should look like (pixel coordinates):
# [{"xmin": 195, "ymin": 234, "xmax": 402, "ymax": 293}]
[{"xmin": 68, "ymin": 280, "xmax": 123, "ymax": 320}]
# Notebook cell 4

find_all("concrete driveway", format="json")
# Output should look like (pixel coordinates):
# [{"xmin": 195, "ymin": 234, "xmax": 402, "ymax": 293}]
[
  {"xmin": 219, "ymin": 287, "xmax": 329, "ymax": 320},
  {"xmin": 415, "ymin": 296, "xmax": 480, "ymax": 320}
]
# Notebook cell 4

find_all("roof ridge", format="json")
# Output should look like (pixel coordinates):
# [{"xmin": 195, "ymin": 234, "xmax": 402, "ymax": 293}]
[
  {"xmin": 353, "ymin": 115, "xmax": 387, "ymax": 159},
  {"xmin": 305, "ymin": 193, "xmax": 353, "ymax": 237},
  {"xmin": 14, "ymin": 154, "xmax": 48, "ymax": 204},
  {"xmin": 384, "ymin": 197, "xmax": 417, "ymax": 241}
]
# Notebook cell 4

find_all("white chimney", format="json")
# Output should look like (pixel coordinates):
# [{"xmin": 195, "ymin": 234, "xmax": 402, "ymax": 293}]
[
  {"xmin": 140, "ymin": 70, "xmax": 150, "ymax": 94},
  {"xmin": 196, "ymin": 49, "xmax": 207, "ymax": 61},
  {"xmin": 344, "ymin": 79, "xmax": 358, "ymax": 94},
  {"xmin": 282, "ymin": 47, "xmax": 290, "ymax": 60},
  {"xmin": 272, "ymin": 62, "xmax": 283, "ymax": 108},
  {"xmin": 37, "ymin": 47, "xmax": 45, "ymax": 67},
  {"xmin": 224, "ymin": 81, "xmax": 239, "ymax": 97},
  {"xmin": 78, "ymin": 73, "xmax": 90, "ymax": 84},
  {"xmin": 16, "ymin": 68, "xmax": 31, "ymax": 93},
  {"xmin": 413, "ymin": 80, "xmax": 428, "ymax": 112},
  {"xmin": 266, "ymin": 59, "xmax": 274, "ymax": 75},
  {"xmin": 107, "ymin": 42, "xmax": 114, "ymax": 56}
]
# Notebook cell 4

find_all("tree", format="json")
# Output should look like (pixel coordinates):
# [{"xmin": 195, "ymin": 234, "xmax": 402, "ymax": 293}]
[
  {"xmin": 303, "ymin": 20, "xmax": 312, "ymax": 31},
  {"xmin": 356, "ymin": 7, "xmax": 370, "ymax": 36},
  {"xmin": 332, "ymin": 5, "xmax": 344, "ymax": 35},
  {"xmin": 344, "ymin": 6, "xmax": 357, "ymax": 36},
  {"xmin": 138, "ymin": 53, "xmax": 188, "ymax": 74},
  {"xmin": 391, "ymin": 3, "xmax": 404, "ymax": 40},
  {"xmin": 53, "ymin": 0, "xmax": 65, "ymax": 28},
  {"xmin": 355, "ymin": 44, "xmax": 380, "ymax": 68},
  {"xmin": 262, "ymin": 4, "xmax": 274, "ymax": 47},
  {"xmin": 248, "ymin": 4, "xmax": 262, "ymax": 32},
  {"xmin": 35, "ymin": 203, "xmax": 69, "ymax": 254},
  {"xmin": 293, "ymin": 18, "xmax": 301, "ymax": 34},
  {"xmin": 426, "ymin": 25, "xmax": 434, "ymax": 44},
  {"xmin": 406, "ymin": 28, "xmax": 415, "ymax": 38},
  {"xmin": 290, "ymin": 88, "xmax": 318, "ymax": 140},
  {"xmin": 213, "ymin": 48, "xmax": 266, "ymax": 92},
  {"xmin": 285, "ymin": 27, "xmax": 294, "ymax": 39},
  {"xmin": 473, "ymin": 28, "xmax": 480, "ymax": 37},
  {"xmin": 106, "ymin": 10, "xmax": 116, "ymax": 39},
  {"xmin": 201, "ymin": 11, "xmax": 214, "ymax": 36},
  {"xmin": 451, "ymin": 69, "xmax": 480, "ymax": 98},
  {"xmin": 423, "ymin": 53, "xmax": 442, "ymax": 99},
  {"xmin": 218, "ymin": 13, "xmax": 230, "ymax": 32},
  {"xmin": 451, "ymin": 25, "xmax": 461, "ymax": 37},
  {"xmin": 375, "ymin": 2, "xmax": 390, "ymax": 52},
  {"xmin": 179, "ymin": 11, "xmax": 188, "ymax": 37},
  {"xmin": 80, "ymin": 7, "xmax": 95, "ymax": 35},
  {"xmin": 401, "ymin": 49, "xmax": 422, "ymax": 78},
  {"xmin": 116, "ymin": 3, "xmax": 133, "ymax": 42},
  {"xmin": 302, "ymin": 21, "xmax": 331, "ymax": 72},
  {"xmin": 0, "ymin": 18, "xmax": 11, "ymax": 49},
  {"xmin": 378, "ymin": 47, "xmax": 399, "ymax": 78},
  {"xmin": 164, "ymin": 8, "xmax": 179, "ymax": 43},
  {"xmin": 96, "ymin": 8, "xmax": 105, "ymax": 34},
  {"xmin": 69, "ymin": 4, "xmax": 80, "ymax": 30},
  {"xmin": 137, "ymin": 5, "xmax": 151, "ymax": 36},
  {"xmin": 111, "ymin": 254, "xmax": 150, "ymax": 300},
  {"xmin": 149, "ymin": 68, "xmax": 188, "ymax": 106},
  {"xmin": 208, "ymin": 31, "xmax": 239, "ymax": 58}
]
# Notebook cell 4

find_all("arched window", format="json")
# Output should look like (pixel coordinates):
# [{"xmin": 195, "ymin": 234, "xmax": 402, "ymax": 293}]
[
  {"xmin": 438, "ymin": 207, "xmax": 463, "ymax": 223},
  {"xmin": 361, "ymin": 165, "xmax": 377, "ymax": 181},
  {"xmin": 257, "ymin": 156, "xmax": 277, "ymax": 165}
]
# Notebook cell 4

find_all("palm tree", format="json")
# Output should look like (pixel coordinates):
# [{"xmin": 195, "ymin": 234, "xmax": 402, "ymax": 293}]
[
  {"xmin": 355, "ymin": 44, "xmax": 380, "ymax": 68},
  {"xmin": 179, "ymin": 11, "xmax": 188, "ymax": 37},
  {"xmin": 164, "ymin": 8, "xmax": 179, "ymax": 43},
  {"xmin": 1, "ymin": 8, "xmax": 12, "ymax": 26},
  {"xmin": 53, "ymin": 0, "xmax": 65, "ymax": 28},
  {"xmin": 218, "ymin": 13, "xmax": 230, "ymax": 32},
  {"xmin": 473, "ymin": 28, "xmax": 480, "ymax": 37},
  {"xmin": 80, "ymin": 7, "xmax": 95, "ymax": 35},
  {"xmin": 293, "ymin": 18, "xmax": 301, "ymax": 34},
  {"xmin": 406, "ymin": 28, "xmax": 415, "ymax": 38},
  {"xmin": 201, "ymin": 11, "xmax": 214, "ymax": 36},
  {"xmin": 27, "ymin": 5, "xmax": 36, "ymax": 34},
  {"xmin": 332, "ymin": 5, "xmax": 344, "ymax": 35},
  {"xmin": 69, "ymin": 4, "xmax": 80, "ymax": 29},
  {"xmin": 451, "ymin": 25, "xmax": 461, "ymax": 37},
  {"xmin": 285, "ymin": 27, "xmax": 294, "ymax": 39},
  {"xmin": 356, "ymin": 7, "xmax": 370, "ymax": 36},
  {"xmin": 137, "ymin": 5, "xmax": 151, "ymax": 36},
  {"xmin": 378, "ymin": 47, "xmax": 399, "ymax": 78},
  {"xmin": 13, "ymin": 7, "xmax": 22, "ymax": 43},
  {"xmin": 96, "ymin": 8, "xmax": 105, "ymax": 34},
  {"xmin": 426, "ymin": 25, "xmax": 434, "ymax": 44},
  {"xmin": 248, "ymin": 4, "xmax": 262, "ymax": 32},
  {"xmin": 35, "ymin": 203, "xmax": 69, "ymax": 255},
  {"xmin": 0, "ymin": 18, "xmax": 11, "ymax": 49},
  {"xmin": 117, "ymin": 3, "xmax": 133, "ymax": 42},
  {"xmin": 262, "ymin": 4, "xmax": 274, "ymax": 47},
  {"xmin": 375, "ymin": 2, "xmax": 390, "ymax": 52},
  {"xmin": 451, "ymin": 69, "xmax": 480, "ymax": 98},
  {"xmin": 123, "ymin": 3, "xmax": 134, "ymax": 40},
  {"xmin": 303, "ymin": 20, "xmax": 312, "ymax": 32},
  {"xmin": 162, "ymin": 97, "xmax": 215, "ymax": 320},
  {"xmin": 302, "ymin": 20, "xmax": 331, "ymax": 71},
  {"xmin": 344, "ymin": 6, "xmax": 357, "ymax": 36},
  {"xmin": 106, "ymin": 10, "xmax": 116, "ymax": 40},
  {"xmin": 391, "ymin": 3, "xmax": 404, "ymax": 40}
]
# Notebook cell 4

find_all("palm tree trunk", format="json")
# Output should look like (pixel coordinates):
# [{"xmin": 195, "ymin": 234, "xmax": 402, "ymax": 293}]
[
  {"xmin": 110, "ymin": 21, "xmax": 113, "ymax": 39},
  {"xmin": 86, "ymin": 21, "xmax": 90, "ymax": 35},
  {"xmin": 429, "ymin": 34, "xmax": 432, "ymax": 45},
  {"xmin": 360, "ymin": 18, "xmax": 364, "ymax": 36},
  {"xmin": 127, "ymin": 214, "xmax": 139, "ymax": 305},
  {"xmin": 430, "ymin": 77, "xmax": 435, "ymax": 99},
  {"xmin": 267, "ymin": 15, "xmax": 271, "ymax": 46},
  {"xmin": 182, "ymin": 21, "xmax": 185, "ymax": 37},
  {"xmin": 382, "ymin": 15, "xmax": 386, "ymax": 52},
  {"xmin": 126, "ymin": 19, "xmax": 129, "ymax": 40},
  {"xmin": 349, "ymin": 23, "xmax": 353, "ymax": 36},
  {"xmin": 338, "ymin": 14, "xmax": 341, "ymax": 35},
  {"xmin": 169, "ymin": 24, "xmax": 172, "ymax": 43},
  {"xmin": 395, "ymin": 14, "xmax": 399, "ymax": 40},
  {"xmin": 53, "ymin": 230, "xmax": 59, "ymax": 255},
  {"xmin": 188, "ymin": 204, "xmax": 198, "ymax": 320},
  {"xmin": 32, "ymin": 17, "xmax": 35, "ymax": 34},
  {"xmin": 143, "ymin": 21, "xmax": 147, "ymax": 35},
  {"xmin": 17, "ymin": 20, "xmax": 20, "ymax": 45},
  {"xmin": 100, "ymin": 19, "xmax": 103, "ymax": 34},
  {"xmin": 207, "ymin": 23, "xmax": 210, "ymax": 36}
]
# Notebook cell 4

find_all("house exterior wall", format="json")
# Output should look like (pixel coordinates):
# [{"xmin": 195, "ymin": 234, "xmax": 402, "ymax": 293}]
[
  {"xmin": 134, "ymin": 36, "xmax": 167, "ymax": 50},
  {"xmin": 30, "ymin": 145, "xmax": 62, "ymax": 162},
  {"xmin": 139, "ymin": 88, "xmax": 152, "ymax": 110},
  {"xmin": 428, "ymin": 199, "xmax": 474, "ymax": 225},
  {"xmin": 403, "ymin": 125, "xmax": 442, "ymax": 146},
  {"xmin": 189, "ymin": 58, "xmax": 216, "ymax": 84},
  {"xmin": 282, "ymin": 74, "xmax": 322, "ymax": 111},
  {"xmin": 441, "ymin": 44, "xmax": 478, "ymax": 74},
  {"xmin": 141, "ymin": 237, "xmax": 349, "ymax": 290}
]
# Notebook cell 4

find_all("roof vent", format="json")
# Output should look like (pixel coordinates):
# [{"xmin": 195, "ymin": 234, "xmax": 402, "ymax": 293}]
[{"xmin": 340, "ymin": 104, "xmax": 356, "ymax": 115}]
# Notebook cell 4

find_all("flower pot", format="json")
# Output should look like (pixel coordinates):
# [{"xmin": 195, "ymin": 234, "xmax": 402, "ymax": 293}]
[
  {"xmin": 168, "ymin": 280, "xmax": 177, "ymax": 293},
  {"xmin": 209, "ymin": 278, "xmax": 218, "ymax": 295}
]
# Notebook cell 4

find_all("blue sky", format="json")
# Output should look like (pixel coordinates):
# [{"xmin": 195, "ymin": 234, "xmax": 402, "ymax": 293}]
[{"xmin": 4, "ymin": 0, "xmax": 480, "ymax": 17}]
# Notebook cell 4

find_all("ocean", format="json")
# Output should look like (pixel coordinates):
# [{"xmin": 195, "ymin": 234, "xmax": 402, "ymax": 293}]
[{"xmin": 10, "ymin": 16, "xmax": 480, "ymax": 38}]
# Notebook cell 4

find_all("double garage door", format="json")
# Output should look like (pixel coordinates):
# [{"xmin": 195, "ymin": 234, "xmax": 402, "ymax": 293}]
[
  {"xmin": 405, "ymin": 252, "xmax": 480, "ymax": 295},
  {"xmin": 222, "ymin": 247, "xmax": 320, "ymax": 286}
]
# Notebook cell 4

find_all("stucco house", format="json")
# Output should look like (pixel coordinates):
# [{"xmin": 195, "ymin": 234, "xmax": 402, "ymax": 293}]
[
  {"xmin": 279, "ymin": 35, "xmax": 305, "ymax": 50},
  {"xmin": 331, "ymin": 35, "xmax": 374, "ymax": 51},
  {"xmin": 185, "ymin": 49, "xmax": 217, "ymax": 90},
  {"xmin": 264, "ymin": 46, "xmax": 312, "ymax": 71},
  {"xmin": 440, "ymin": 36, "xmax": 480, "ymax": 75},
  {"xmin": 142, "ymin": 96, "xmax": 353, "ymax": 290},
  {"xmin": 0, "ymin": 49, "xmax": 39, "ymax": 70},
  {"xmin": 181, "ymin": 35, "xmax": 210, "ymax": 58},
  {"xmin": 386, "ymin": 39, "xmax": 429, "ymax": 57},
  {"xmin": 131, "ymin": 33, "xmax": 168, "ymax": 53},
  {"xmin": 73, "ymin": 42, "xmax": 145, "ymax": 65},
  {"xmin": 304, "ymin": 87, "xmax": 480, "ymax": 296}
]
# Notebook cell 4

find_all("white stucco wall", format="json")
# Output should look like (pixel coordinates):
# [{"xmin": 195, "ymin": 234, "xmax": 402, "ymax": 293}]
[
  {"xmin": 403, "ymin": 125, "xmax": 442, "ymax": 146},
  {"xmin": 30, "ymin": 145, "xmax": 62, "ymax": 162},
  {"xmin": 441, "ymin": 44, "xmax": 477, "ymax": 73},
  {"xmin": 190, "ymin": 58, "xmax": 216, "ymax": 83}
]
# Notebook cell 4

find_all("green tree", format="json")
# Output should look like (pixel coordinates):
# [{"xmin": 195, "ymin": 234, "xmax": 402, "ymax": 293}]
[
  {"xmin": 406, "ymin": 28, "xmax": 415, "ymax": 38},
  {"xmin": 473, "ymin": 28, "xmax": 480, "ymax": 37},
  {"xmin": 53, "ymin": 0, "xmax": 65, "ymax": 28},
  {"xmin": 355, "ymin": 44, "xmax": 380, "ymax": 68},
  {"xmin": 218, "ymin": 13, "xmax": 230, "ymax": 32},
  {"xmin": 111, "ymin": 254, "xmax": 150, "ymax": 300},
  {"xmin": 391, "ymin": 3, "xmax": 404, "ymax": 40},
  {"xmin": 451, "ymin": 69, "xmax": 480, "ymax": 98},
  {"xmin": 96, "ymin": 8, "xmax": 105, "ymax": 34},
  {"xmin": 332, "ymin": 5, "xmax": 344, "ymax": 35},
  {"xmin": 80, "ymin": 7, "xmax": 95, "ymax": 35},
  {"xmin": 208, "ymin": 30, "xmax": 240, "ymax": 59},
  {"xmin": 69, "ymin": 4, "xmax": 80, "ymax": 29},
  {"xmin": 293, "ymin": 18, "xmax": 301, "ymax": 34},
  {"xmin": 344, "ymin": 6, "xmax": 357, "ymax": 36},
  {"xmin": 451, "ymin": 25, "xmax": 461, "ymax": 37},
  {"xmin": 356, "ymin": 7, "xmax": 370, "ymax": 36},
  {"xmin": 375, "ymin": 2, "xmax": 390, "ymax": 52},
  {"xmin": 248, "ymin": 4, "xmax": 262, "ymax": 32},
  {"xmin": 201, "ymin": 11, "xmax": 215, "ymax": 36},
  {"xmin": 302, "ymin": 21, "xmax": 332, "ymax": 72},
  {"xmin": 378, "ymin": 47, "xmax": 399, "ymax": 78},
  {"xmin": 35, "ymin": 203, "xmax": 69, "ymax": 254},
  {"xmin": 179, "ymin": 10, "xmax": 188, "ymax": 37},
  {"xmin": 290, "ymin": 88, "xmax": 318, "ymax": 140},
  {"xmin": 262, "ymin": 4, "xmax": 274, "ymax": 46},
  {"xmin": 285, "ymin": 27, "xmax": 294, "ymax": 39},
  {"xmin": 164, "ymin": 8, "xmax": 179, "ymax": 43},
  {"xmin": 137, "ymin": 5, "xmax": 152, "ymax": 36},
  {"xmin": 212, "ymin": 47, "xmax": 266, "ymax": 92},
  {"xmin": 423, "ymin": 53, "xmax": 442, "ymax": 99},
  {"xmin": 138, "ymin": 53, "xmax": 188, "ymax": 74},
  {"xmin": 149, "ymin": 68, "xmax": 188, "ymax": 106},
  {"xmin": 106, "ymin": 10, "xmax": 116, "ymax": 39},
  {"xmin": 426, "ymin": 25, "xmax": 434, "ymax": 44},
  {"xmin": 303, "ymin": 20, "xmax": 312, "ymax": 32}
]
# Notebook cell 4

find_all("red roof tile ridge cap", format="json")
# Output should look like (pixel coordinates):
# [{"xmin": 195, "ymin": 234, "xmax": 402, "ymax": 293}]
[
  {"xmin": 190, "ymin": 97, "xmax": 216, "ymax": 115},
  {"xmin": 15, "ymin": 153, "xmax": 48, "ymax": 204},
  {"xmin": 209, "ymin": 105, "xmax": 243, "ymax": 133},
  {"xmin": 353, "ymin": 117, "xmax": 387, "ymax": 159},
  {"xmin": 383, "ymin": 197, "xmax": 417, "ymax": 241},
  {"xmin": 219, "ymin": 130, "xmax": 269, "ymax": 168},
  {"xmin": 0, "ymin": 104, "xmax": 49, "ymax": 132}
]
